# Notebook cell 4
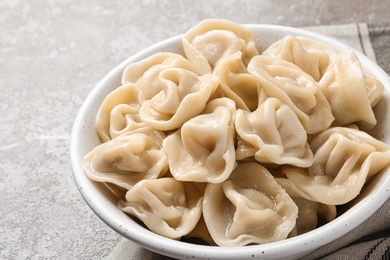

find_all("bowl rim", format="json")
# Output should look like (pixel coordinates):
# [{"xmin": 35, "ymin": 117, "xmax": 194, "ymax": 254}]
[{"xmin": 70, "ymin": 23, "xmax": 390, "ymax": 260}]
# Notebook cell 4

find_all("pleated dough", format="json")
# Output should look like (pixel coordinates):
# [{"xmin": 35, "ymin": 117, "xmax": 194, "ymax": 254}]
[
  {"xmin": 84, "ymin": 127, "xmax": 168, "ymax": 190},
  {"xmin": 183, "ymin": 19, "xmax": 259, "ymax": 75},
  {"xmin": 248, "ymin": 55, "xmax": 335, "ymax": 134},
  {"xmin": 203, "ymin": 162, "xmax": 298, "ymax": 246},
  {"xmin": 282, "ymin": 127, "xmax": 390, "ymax": 205},
  {"xmin": 318, "ymin": 48, "xmax": 384, "ymax": 129},
  {"xmin": 235, "ymin": 97, "xmax": 313, "ymax": 167},
  {"xmin": 276, "ymin": 178, "xmax": 337, "ymax": 236},
  {"xmin": 162, "ymin": 98, "xmax": 236, "ymax": 183},
  {"xmin": 262, "ymin": 35, "xmax": 337, "ymax": 81},
  {"xmin": 185, "ymin": 216, "xmax": 216, "ymax": 246},
  {"xmin": 139, "ymin": 68, "xmax": 219, "ymax": 130},
  {"xmin": 95, "ymin": 83, "xmax": 144, "ymax": 142},
  {"xmin": 119, "ymin": 178, "xmax": 203, "ymax": 239},
  {"xmin": 121, "ymin": 52, "xmax": 197, "ymax": 99},
  {"xmin": 218, "ymin": 51, "xmax": 259, "ymax": 111}
]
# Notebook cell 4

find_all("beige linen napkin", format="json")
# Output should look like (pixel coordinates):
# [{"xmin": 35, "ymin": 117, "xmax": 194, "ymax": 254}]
[{"xmin": 105, "ymin": 23, "xmax": 390, "ymax": 260}]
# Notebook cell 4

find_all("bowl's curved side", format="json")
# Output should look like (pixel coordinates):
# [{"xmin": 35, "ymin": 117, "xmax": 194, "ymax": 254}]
[{"xmin": 70, "ymin": 24, "xmax": 390, "ymax": 260}]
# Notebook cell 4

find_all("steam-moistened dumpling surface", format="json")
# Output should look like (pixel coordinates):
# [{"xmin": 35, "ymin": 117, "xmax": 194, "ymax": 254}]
[
  {"xmin": 139, "ymin": 69, "xmax": 219, "ymax": 131},
  {"xmin": 183, "ymin": 19, "xmax": 259, "ymax": 75},
  {"xmin": 276, "ymin": 178, "xmax": 337, "ymax": 236},
  {"xmin": 185, "ymin": 216, "xmax": 216, "ymax": 246},
  {"xmin": 235, "ymin": 98, "xmax": 313, "ymax": 167},
  {"xmin": 163, "ymin": 98, "xmax": 236, "ymax": 183},
  {"xmin": 84, "ymin": 127, "xmax": 168, "ymax": 190},
  {"xmin": 203, "ymin": 162, "xmax": 298, "ymax": 246},
  {"xmin": 262, "ymin": 35, "xmax": 337, "ymax": 81},
  {"xmin": 248, "ymin": 55, "xmax": 335, "ymax": 134},
  {"xmin": 218, "ymin": 51, "xmax": 259, "ymax": 111},
  {"xmin": 122, "ymin": 53, "xmax": 198, "ymax": 100},
  {"xmin": 282, "ymin": 127, "xmax": 390, "ymax": 205},
  {"xmin": 119, "ymin": 178, "xmax": 203, "ymax": 239},
  {"xmin": 319, "ymin": 48, "xmax": 384, "ymax": 129},
  {"xmin": 95, "ymin": 83, "xmax": 144, "ymax": 142}
]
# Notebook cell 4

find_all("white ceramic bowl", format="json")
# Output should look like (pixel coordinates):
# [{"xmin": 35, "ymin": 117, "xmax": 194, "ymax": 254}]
[{"xmin": 70, "ymin": 24, "xmax": 390, "ymax": 260}]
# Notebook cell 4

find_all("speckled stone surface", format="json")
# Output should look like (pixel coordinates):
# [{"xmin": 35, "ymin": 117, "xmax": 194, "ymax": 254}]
[{"xmin": 1, "ymin": 1, "xmax": 389, "ymax": 259}]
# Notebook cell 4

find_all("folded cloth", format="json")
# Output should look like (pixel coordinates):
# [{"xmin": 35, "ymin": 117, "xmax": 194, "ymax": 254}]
[
  {"xmin": 105, "ymin": 23, "xmax": 390, "ymax": 260},
  {"xmin": 368, "ymin": 23, "xmax": 390, "ymax": 75}
]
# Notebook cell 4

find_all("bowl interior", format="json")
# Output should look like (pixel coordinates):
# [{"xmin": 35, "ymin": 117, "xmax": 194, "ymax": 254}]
[{"xmin": 70, "ymin": 24, "xmax": 390, "ymax": 260}]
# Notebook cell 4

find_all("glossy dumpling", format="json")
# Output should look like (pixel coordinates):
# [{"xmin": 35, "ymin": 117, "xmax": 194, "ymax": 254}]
[
  {"xmin": 83, "ymin": 127, "xmax": 168, "ymax": 190},
  {"xmin": 248, "ymin": 55, "xmax": 335, "ymax": 134},
  {"xmin": 235, "ymin": 97, "xmax": 313, "ymax": 167},
  {"xmin": 262, "ymin": 35, "xmax": 337, "ymax": 81},
  {"xmin": 162, "ymin": 98, "xmax": 236, "ymax": 183},
  {"xmin": 203, "ymin": 162, "xmax": 298, "ymax": 246},
  {"xmin": 139, "ymin": 68, "xmax": 219, "ymax": 130},
  {"xmin": 185, "ymin": 216, "xmax": 216, "ymax": 246},
  {"xmin": 218, "ymin": 51, "xmax": 259, "ymax": 111},
  {"xmin": 183, "ymin": 19, "xmax": 259, "ymax": 75},
  {"xmin": 276, "ymin": 178, "xmax": 337, "ymax": 236},
  {"xmin": 282, "ymin": 127, "xmax": 390, "ymax": 205},
  {"xmin": 119, "ymin": 178, "xmax": 203, "ymax": 239},
  {"xmin": 132, "ymin": 53, "xmax": 198, "ymax": 103},
  {"xmin": 107, "ymin": 104, "xmax": 146, "ymax": 141},
  {"xmin": 121, "ymin": 52, "xmax": 197, "ymax": 99},
  {"xmin": 318, "ymin": 48, "xmax": 384, "ymax": 129},
  {"xmin": 95, "ymin": 83, "xmax": 144, "ymax": 142}
]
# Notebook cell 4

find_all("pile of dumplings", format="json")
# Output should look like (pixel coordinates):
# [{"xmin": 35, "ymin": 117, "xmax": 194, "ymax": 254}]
[{"xmin": 83, "ymin": 19, "xmax": 390, "ymax": 246}]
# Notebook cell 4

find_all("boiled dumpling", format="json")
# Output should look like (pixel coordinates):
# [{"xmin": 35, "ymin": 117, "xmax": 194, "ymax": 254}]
[
  {"xmin": 95, "ymin": 83, "xmax": 144, "ymax": 142},
  {"xmin": 185, "ymin": 216, "xmax": 216, "ymax": 246},
  {"xmin": 203, "ymin": 162, "xmax": 298, "ymax": 246},
  {"xmin": 139, "ymin": 68, "xmax": 219, "ymax": 131},
  {"xmin": 262, "ymin": 35, "xmax": 337, "ymax": 81},
  {"xmin": 235, "ymin": 97, "xmax": 313, "ymax": 167},
  {"xmin": 121, "ymin": 52, "xmax": 197, "ymax": 99},
  {"xmin": 107, "ymin": 104, "xmax": 145, "ymax": 141},
  {"xmin": 183, "ymin": 19, "xmax": 259, "ymax": 75},
  {"xmin": 248, "ymin": 55, "xmax": 335, "ymax": 134},
  {"xmin": 162, "ymin": 98, "xmax": 236, "ymax": 183},
  {"xmin": 129, "ymin": 53, "xmax": 195, "ymax": 103},
  {"xmin": 218, "ymin": 51, "xmax": 259, "ymax": 111},
  {"xmin": 276, "ymin": 178, "xmax": 337, "ymax": 236},
  {"xmin": 83, "ymin": 127, "xmax": 168, "ymax": 190},
  {"xmin": 318, "ymin": 48, "xmax": 384, "ymax": 129},
  {"xmin": 282, "ymin": 127, "xmax": 390, "ymax": 205},
  {"xmin": 119, "ymin": 178, "xmax": 203, "ymax": 239}
]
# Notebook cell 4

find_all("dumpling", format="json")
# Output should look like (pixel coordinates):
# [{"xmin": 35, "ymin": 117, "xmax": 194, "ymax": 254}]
[
  {"xmin": 162, "ymin": 98, "xmax": 236, "ymax": 183},
  {"xmin": 138, "ymin": 68, "xmax": 219, "ymax": 131},
  {"xmin": 95, "ymin": 83, "xmax": 144, "ymax": 142},
  {"xmin": 119, "ymin": 178, "xmax": 203, "ymax": 239},
  {"xmin": 282, "ymin": 127, "xmax": 390, "ymax": 205},
  {"xmin": 130, "ymin": 53, "xmax": 198, "ymax": 101},
  {"xmin": 318, "ymin": 48, "xmax": 384, "ymax": 129},
  {"xmin": 107, "ymin": 104, "xmax": 145, "ymax": 141},
  {"xmin": 218, "ymin": 51, "xmax": 259, "ymax": 111},
  {"xmin": 235, "ymin": 97, "xmax": 313, "ymax": 167},
  {"xmin": 185, "ymin": 216, "xmax": 216, "ymax": 246},
  {"xmin": 248, "ymin": 55, "xmax": 335, "ymax": 134},
  {"xmin": 203, "ymin": 162, "xmax": 298, "ymax": 246},
  {"xmin": 276, "ymin": 178, "xmax": 337, "ymax": 236},
  {"xmin": 121, "ymin": 52, "xmax": 197, "ymax": 99},
  {"xmin": 262, "ymin": 35, "xmax": 337, "ymax": 81},
  {"xmin": 183, "ymin": 19, "xmax": 259, "ymax": 75},
  {"xmin": 83, "ymin": 127, "xmax": 168, "ymax": 190}
]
